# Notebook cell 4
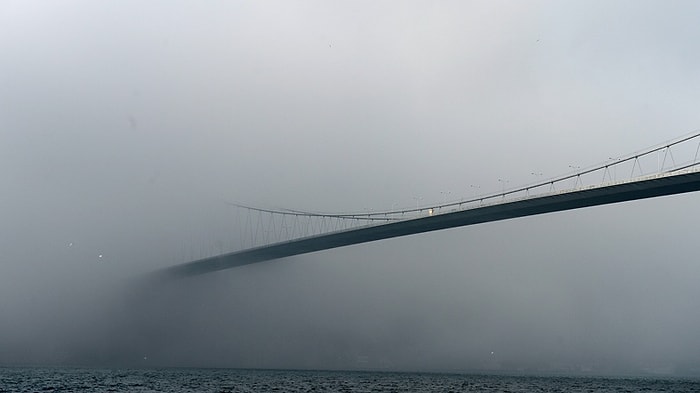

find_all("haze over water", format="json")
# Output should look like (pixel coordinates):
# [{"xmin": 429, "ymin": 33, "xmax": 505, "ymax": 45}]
[{"xmin": 3, "ymin": 0, "xmax": 700, "ymax": 381}]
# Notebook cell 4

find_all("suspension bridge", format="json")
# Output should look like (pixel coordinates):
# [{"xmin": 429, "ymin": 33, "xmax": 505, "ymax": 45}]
[{"xmin": 159, "ymin": 131, "xmax": 700, "ymax": 279}]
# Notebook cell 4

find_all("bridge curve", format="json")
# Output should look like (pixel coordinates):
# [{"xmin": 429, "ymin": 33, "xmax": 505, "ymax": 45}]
[{"xmin": 159, "ymin": 167, "xmax": 700, "ymax": 279}]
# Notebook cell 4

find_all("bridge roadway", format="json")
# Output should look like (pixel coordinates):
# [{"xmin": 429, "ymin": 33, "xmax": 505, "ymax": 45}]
[{"xmin": 160, "ymin": 169, "xmax": 700, "ymax": 279}]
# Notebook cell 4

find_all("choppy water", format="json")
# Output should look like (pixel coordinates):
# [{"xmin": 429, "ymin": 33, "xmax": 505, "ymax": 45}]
[{"xmin": 1, "ymin": 367, "xmax": 698, "ymax": 392}]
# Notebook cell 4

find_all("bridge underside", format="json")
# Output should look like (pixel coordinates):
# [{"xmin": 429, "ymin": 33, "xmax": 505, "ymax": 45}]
[{"xmin": 160, "ymin": 171, "xmax": 700, "ymax": 279}]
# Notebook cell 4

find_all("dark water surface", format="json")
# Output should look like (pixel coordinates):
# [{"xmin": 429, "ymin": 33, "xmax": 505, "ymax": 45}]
[{"xmin": 1, "ymin": 367, "xmax": 698, "ymax": 392}]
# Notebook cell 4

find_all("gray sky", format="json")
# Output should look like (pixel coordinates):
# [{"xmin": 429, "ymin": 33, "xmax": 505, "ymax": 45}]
[{"xmin": 2, "ymin": 1, "xmax": 700, "ymax": 375}]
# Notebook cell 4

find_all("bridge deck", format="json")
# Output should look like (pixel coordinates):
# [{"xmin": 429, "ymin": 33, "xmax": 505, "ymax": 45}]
[{"xmin": 160, "ymin": 169, "xmax": 700, "ymax": 279}]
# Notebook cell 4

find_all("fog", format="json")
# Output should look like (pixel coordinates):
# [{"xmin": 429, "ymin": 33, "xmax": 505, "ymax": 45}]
[{"xmin": 2, "ymin": 1, "xmax": 700, "ymax": 376}]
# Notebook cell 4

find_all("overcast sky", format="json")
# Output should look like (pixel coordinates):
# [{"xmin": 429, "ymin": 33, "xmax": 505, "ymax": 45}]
[{"xmin": 2, "ymin": 1, "xmax": 700, "ymax": 375}]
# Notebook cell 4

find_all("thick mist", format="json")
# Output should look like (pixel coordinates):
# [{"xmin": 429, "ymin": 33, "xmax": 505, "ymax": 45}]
[{"xmin": 2, "ymin": 0, "xmax": 700, "ymax": 376}]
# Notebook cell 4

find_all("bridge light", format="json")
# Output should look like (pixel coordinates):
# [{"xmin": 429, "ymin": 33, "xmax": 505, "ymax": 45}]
[{"xmin": 428, "ymin": 208, "xmax": 433, "ymax": 216}]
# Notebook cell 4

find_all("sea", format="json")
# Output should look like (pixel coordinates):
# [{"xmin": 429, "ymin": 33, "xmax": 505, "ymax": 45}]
[{"xmin": 1, "ymin": 367, "xmax": 699, "ymax": 392}]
